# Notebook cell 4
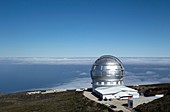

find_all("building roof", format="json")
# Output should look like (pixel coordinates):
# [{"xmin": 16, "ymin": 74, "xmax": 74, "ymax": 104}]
[{"xmin": 95, "ymin": 86, "xmax": 137, "ymax": 95}]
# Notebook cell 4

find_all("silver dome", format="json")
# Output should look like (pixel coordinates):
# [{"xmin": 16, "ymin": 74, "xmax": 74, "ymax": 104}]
[{"xmin": 91, "ymin": 55, "xmax": 124, "ymax": 90}]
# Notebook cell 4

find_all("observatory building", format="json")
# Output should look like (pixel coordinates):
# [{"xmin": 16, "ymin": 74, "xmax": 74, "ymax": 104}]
[{"xmin": 91, "ymin": 55, "xmax": 139, "ymax": 100}]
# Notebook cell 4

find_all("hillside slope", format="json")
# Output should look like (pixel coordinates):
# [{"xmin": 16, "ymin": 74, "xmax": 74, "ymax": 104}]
[
  {"xmin": 0, "ymin": 91, "xmax": 108, "ymax": 112},
  {"xmin": 134, "ymin": 95, "xmax": 170, "ymax": 112},
  {"xmin": 133, "ymin": 83, "xmax": 170, "ymax": 112}
]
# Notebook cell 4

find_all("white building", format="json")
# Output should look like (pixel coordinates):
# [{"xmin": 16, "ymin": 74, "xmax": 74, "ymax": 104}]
[
  {"xmin": 95, "ymin": 86, "xmax": 139, "ymax": 100},
  {"xmin": 90, "ymin": 55, "xmax": 139, "ymax": 100}
]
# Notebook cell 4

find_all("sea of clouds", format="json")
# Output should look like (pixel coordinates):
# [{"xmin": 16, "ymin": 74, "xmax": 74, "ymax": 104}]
[
  {"xmin": 0, "ymin": 57, "xmax": 170, "ymax": 92},
  {"xmin": 1, "ymin": 57, "xmax": 170, "ymax": 65},
  {"xmin": 0, "ymin": 57, "xmax": 96, "ymax": 65}
]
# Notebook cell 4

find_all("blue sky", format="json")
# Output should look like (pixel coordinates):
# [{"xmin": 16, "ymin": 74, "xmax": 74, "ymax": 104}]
[{"xmin": 0, "ymin": 0, "xmax": 170, "ymax": 57}]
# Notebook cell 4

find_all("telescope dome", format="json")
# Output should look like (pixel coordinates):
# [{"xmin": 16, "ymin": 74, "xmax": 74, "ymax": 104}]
[{"xmin": 91, "ymin": 55, "xmax": 124, "ymax": 90}]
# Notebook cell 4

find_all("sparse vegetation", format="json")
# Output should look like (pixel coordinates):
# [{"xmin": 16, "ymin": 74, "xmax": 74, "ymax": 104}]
[
  {"xmin": 130, "ymin": 83, "xmax": 170, "ymax": 96},
  {"xmin": 0, "ymin": 91, "xmax": 108, "ymax": 112},
  {"xmin": 134, "ymin": 95, "xmax": 170, "ymax": 112},
  {"xmin": 133, "ymin": 83, "xmax": 170, "ymax": 112},
  {"xmin": 1, "ymin": 83, "xmax": 170, "ymax": 112}
]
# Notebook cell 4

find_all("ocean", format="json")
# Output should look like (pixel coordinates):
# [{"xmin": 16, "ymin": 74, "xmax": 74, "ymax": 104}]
[{"xmin": 0, "ymin": 57, "xmax": 170, "ymax": 93}]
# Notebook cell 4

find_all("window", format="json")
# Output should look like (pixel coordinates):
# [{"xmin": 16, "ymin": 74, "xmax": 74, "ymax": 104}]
[
  {"xmin": 98, "ymin": 82, "xmax": 101, "ymax": 85},
  {"xmin": 101, "ymin": 82, "xmax": 104, "ymax": 85},
  {"xmin": 107, "ymin": 82, "xmax": 111, "ymax": 85},
  {"xmin": 93, "ymin": 66, "xmax": 96, "ymax": 69}
]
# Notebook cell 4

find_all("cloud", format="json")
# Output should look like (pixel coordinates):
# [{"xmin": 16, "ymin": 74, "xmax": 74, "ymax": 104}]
[
  {"xmin": 79, "ymin": 72, "xmax": 88, "ymax": 76},
  {"xmin": 124, "ymin": 76, "xmax": 160, "ymax": 85},
  {"xmin": 146, "ymin": 71, "xmax": 156, "ymax": 75},
  {"xmin": 159, "ymin": 77, "xmax": 170, "ymax": 83},
  {"xmin": 52, "ymin": 77, "xmax": 92, "ymax": 89},
  {"xmin": 133, "ymin": 67, "xmax": 170, "ymax": 71},
  {"xmin": 22, "ymin": 70, "xmax": 169, "ymax": 91},
  {"xmin": 124, "ymin": 70, "xmax": 170, "ymax": 85},
  {"xmin": 0, "ymin": 57, "xmax": 96, "ymax": 65},
  {"xmin": 20, "ymin": 77, "xmax": 92, "ymax": 92},
  {"xmin": 1, "ymin": 57, "xmax": 170, "ymax": 65},
  {"xmin": 52, "ymin": 70, "xmax": 166, "ymax": 89},
  {"xmin": 74, "ymin": 71, "xmax": 81, "ymax": 73},
  {"xmin": 125, "ymin": 70, "xmax": 158, "ymax": 75},
  {"xmin": 120, "ymin": 57, "xmax": 170, "ymax": 65}
]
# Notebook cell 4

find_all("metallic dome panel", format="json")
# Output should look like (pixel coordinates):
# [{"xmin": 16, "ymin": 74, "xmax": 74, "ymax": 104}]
[{"xmin": 91, "ymin": 55, "xmax": 124, "ymax": 89}]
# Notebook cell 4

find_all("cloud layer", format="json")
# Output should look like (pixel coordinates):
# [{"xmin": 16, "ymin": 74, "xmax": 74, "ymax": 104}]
[
  {"xmin": 1, "ymin": 57, "xmax": 170, "ymax": 65},
  {"xmin": 120, "ymin": 57, "xmax": 170, "ymax": 65},
  {"xmin": 0, "ymin": 57, "xmax": 96, "ymax": 65},
  {"xmin": 1, "ymin": 57, "xmax": 170, "ymax": 92},
  {"xmin": 52, "ymin": 77, "xmax": 92, "ymax": 90}
]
